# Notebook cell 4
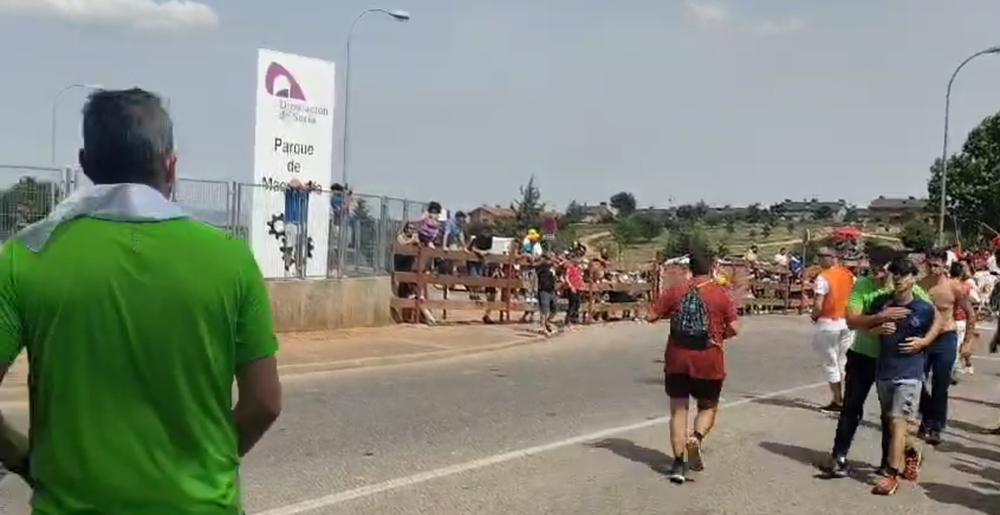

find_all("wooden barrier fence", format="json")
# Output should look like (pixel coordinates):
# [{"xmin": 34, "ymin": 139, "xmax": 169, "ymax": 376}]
[
  {"xmin": 657, "ymin": 262, "xmax": 815, "ymax": 314},
  {"xmin": 390, "ymin": 245, "xmax": 656, "ymax": 323}
]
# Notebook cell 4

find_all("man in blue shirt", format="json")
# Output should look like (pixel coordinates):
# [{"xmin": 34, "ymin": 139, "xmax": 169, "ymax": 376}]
[
  {"xmin": 283, "ymin": 178, "xmax": 311, "ymax": 276},
  {"xmin": 867, "ymin": 257, "xmax": 940, "ymax": 496}
]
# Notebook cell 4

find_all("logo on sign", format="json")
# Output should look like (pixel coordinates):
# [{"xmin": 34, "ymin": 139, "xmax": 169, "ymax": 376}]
[{"xmin": 264, "ymin": 62, "xmax": 306, "ymax": 101}]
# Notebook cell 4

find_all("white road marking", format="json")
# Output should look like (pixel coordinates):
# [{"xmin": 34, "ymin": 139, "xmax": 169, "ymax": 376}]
[{"xmin": 254, "ymin": 381, "xmax": 827, "ymax": 515}]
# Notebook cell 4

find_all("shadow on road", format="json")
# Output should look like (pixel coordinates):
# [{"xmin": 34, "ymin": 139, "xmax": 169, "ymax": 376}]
[
  {"xmin": 751, "ymin": 396, "xmax": 823, "ymax": 413},
  {"xmin": 749, "ymin": 396, "xmax": 883, "ymax": 431},
  {"xmin": 949, "ymin": 418, "xmax": 995, "ymax": 436},
  {"xmin": 921, "ymin": 482, "xmax": 1000, "ymax": 515},
  {"xmin": 758, "ymin": 441, "xmax": 873, "ymax": 484},
  {"xmin": 951, "ymin": 396, "xmax": 1000, "ymax": 410},
  {"xmin": 587, "ymin": 438, "xmax": 671, "ymax": 475},
  {"xmin": 938, "ymin": 440, "xmax": 1000, "ymax": 464}
]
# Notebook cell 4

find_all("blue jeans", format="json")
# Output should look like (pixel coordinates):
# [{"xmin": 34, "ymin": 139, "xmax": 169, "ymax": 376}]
[{"xmin": 919, "ymin": 331, "xmax": 958, "ymax": 432}]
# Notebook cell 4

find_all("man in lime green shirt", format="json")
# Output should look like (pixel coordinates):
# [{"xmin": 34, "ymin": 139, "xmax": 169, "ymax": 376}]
[
  {"xmin": 0, "ymin": 88, "xmax": 282, "ymax": 514},
  {"xmin": 820, "ymin": 246, "xmax": 933, "ymax": 478}
]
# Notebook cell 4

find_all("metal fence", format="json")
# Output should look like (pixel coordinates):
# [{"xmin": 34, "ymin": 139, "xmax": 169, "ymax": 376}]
[{"xmin": 0, "ymin": 165, "xmax": 429, "ymax": 279}]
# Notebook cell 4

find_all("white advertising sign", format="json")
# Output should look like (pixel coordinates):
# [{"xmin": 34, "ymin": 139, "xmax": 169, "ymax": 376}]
[{"xmin": 252, "ymin": 48, "xmax": 336, "ymax": 278}]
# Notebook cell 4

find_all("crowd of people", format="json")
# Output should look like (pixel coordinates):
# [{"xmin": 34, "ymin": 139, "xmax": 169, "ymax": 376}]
[
  {"xmin": 390, "ymin": 206, "xmax": 652, "ymax": 332},
  {"xmin": 652, "ymin": 241, "xmax": 1000, "ymax": 496}
]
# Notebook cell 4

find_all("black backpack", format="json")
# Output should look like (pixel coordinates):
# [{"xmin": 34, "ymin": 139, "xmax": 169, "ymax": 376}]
[{"xmin": 670, "ymin": 282, "xmax": 712, "ymax": 350}]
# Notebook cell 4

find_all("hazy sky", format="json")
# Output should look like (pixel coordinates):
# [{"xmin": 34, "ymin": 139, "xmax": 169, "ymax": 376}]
[{"xmin": 1, "ymin": 0, "xmax": 999, "ymax": 212}]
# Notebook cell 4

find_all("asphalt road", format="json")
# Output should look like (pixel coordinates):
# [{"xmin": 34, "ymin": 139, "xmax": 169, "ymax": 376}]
[{"xmin": 3, "ymin": 317, "xmax": 1000, "ymax": 515}]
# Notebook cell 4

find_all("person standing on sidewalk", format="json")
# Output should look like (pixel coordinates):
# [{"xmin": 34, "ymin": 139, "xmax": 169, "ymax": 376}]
[
  {"xmin": 810, "ymin": 247, "xmax": 857, "ymax": 412},
  {"xmin": 0, "ymin": 89, "xmax": 282, "ymax": 513},
  {"xmin": 536, "ymin": 253, "xmax": 558, "ymax": 335},
  {"xmin": 917, "ymin": 248, "xmax": 976, "ymax": 446},
  {"xmin": 870, "ymin": 257, "xmax": 938, "ymax": 495},
  {"xmin": 648, "ymin": 252, "xmax": 739, "ymax": 484},
  {"xmin": 563, "ymin": 255, "xmax": 585, "ymax": 326},
  {"xmin": 820, "ymin": 246, "xmax": 936, "ymax": 478}
]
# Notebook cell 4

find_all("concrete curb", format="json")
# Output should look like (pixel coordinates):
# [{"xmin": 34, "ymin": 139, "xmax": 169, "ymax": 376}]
[{"xmin": 0, "ymin": 332, "xmax": 551, "ymax": 409}]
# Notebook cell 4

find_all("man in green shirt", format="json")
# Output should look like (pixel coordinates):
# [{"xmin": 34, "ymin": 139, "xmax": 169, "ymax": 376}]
[
  {"xmin": 820, "ymin": 246, "xmax": 934, "ymax": 478},
  {"xmin": 0, "ymin": 88, "xmax": 282, "ymax": 514}
]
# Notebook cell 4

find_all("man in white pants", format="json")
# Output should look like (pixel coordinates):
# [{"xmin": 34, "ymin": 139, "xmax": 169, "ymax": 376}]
[{"xmin": 811, "ymin": 247, "xmax": 856, "ymax": 412}]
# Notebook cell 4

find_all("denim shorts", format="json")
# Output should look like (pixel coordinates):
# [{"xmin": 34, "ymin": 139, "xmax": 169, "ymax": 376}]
[{"xmin": 876, "ymin": 378, "xmax": 921, "ymax": 420}]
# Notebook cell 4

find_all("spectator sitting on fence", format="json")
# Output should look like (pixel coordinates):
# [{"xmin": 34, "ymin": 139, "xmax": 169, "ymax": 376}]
[
  {"xmin": 441, "ymin": 211, "xmax": 469, "ymax": 279},
  {"xmin": 417, "ymin": 202, "xmax": 442, "ymax": 247}
]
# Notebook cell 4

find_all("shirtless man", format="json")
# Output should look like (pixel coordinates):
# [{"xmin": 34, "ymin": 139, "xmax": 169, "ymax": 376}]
[{"xmin": 917, "ymin": 248, "xmax": 976, "ymax": 445}]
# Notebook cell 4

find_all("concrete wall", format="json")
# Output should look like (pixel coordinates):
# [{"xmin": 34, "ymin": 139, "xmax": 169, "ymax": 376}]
[{"xmin": 267, "ymin": 276, "xmax": 393, "ymax": 332}]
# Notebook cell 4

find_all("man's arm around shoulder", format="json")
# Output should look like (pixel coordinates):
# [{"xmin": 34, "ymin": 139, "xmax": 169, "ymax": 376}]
[{"xmin": 233, "ymin": 244, "xmax": 282, "ymax": 457}]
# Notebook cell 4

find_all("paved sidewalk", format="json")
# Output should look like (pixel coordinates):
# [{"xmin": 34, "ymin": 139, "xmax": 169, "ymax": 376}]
[{"xmin": 0, "ymin": 322, "xmax": 544, "ymax": 405}]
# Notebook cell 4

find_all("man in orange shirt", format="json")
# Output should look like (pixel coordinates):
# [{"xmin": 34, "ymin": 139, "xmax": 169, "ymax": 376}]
[
  {"xmin": 648, "ymin": 252, "xmax": 739, "ymax": 485},
  {"xmin": 811, "ymin": 247, "xmax": 856, "ymax": 412}
]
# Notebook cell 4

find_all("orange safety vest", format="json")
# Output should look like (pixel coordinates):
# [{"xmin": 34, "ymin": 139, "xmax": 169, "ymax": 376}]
[{"xmin": 818, "ymin": 265, "xmax": 854, "ymax": 321}]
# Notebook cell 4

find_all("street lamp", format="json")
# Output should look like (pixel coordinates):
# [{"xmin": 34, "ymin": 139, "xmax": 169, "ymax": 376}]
[
  {"xmin": 938, "ymin": 46, "xmax": 1000, "ymax": 246},
  {"xmin": 340, "ymin": 8, "xmax": 410, "ymax": 189},
  {"xmin": 50, "ymin": 83, "xmax": 103, "ymax": 166}
]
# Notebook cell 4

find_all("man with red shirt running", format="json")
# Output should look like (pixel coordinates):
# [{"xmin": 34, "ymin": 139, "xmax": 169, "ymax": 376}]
[{"xmin": 648, "ymin": 252, "xmax": 740, "ymax": 484}]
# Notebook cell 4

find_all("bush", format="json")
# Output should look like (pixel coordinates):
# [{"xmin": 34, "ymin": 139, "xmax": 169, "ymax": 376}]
[
  {"xmin": 662, "ymin": 226, "xmax": 713, "ymax": 258},
  {"xmin": 899, "ymin": 220, "xmax": 936, "ymax": 252}
]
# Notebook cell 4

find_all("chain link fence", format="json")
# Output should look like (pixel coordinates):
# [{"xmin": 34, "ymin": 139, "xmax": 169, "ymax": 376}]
[{"xmin": 0, "ymin": 165, "xmax": 431, "ymax": 279}]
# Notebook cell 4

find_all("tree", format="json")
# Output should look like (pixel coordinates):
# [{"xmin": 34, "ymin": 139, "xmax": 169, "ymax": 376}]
[
  {"xmin": 513, "ymin": 176, "xmax": 546, "ymax": 231},
  {"xmin": 761, "ymin": 223, "xmax": 773, "ymax": 239},
  {"xmin": 813, "ymin": 205, "xmax": 834, "ymax": 221},
  {"xmin": 631, "ymin": 213, "xmax": 663, "ymax": 241},
  {"xmin": 563, "ymin": 200, "xmax": 585, "ymax": 224},
  {"xmin": 843, "ymin": 207, "xmax": 860, "ymax": 223},
  {"xmin": 610, "ymin": 216, "xmax": 641, "ymax": 248},
  {"xmin": 724, "ymin": 218, "xmax": 736, "ymax": 235},
  {"xmin": 927, "ymin": 111, "xmax": 1000, "ymax": 242},
  {"xmin": 899, "ymin": 219, "xmax": 936, "ymax": 251},
  {"xmin": 0, "ymin": 177, "xmax": 59, "ymax": 239},
  {"xmin": 662, "ymin": 225, "xmax": 712, "ymax": 258},
  {"xmin": 786, "ymin": 221, "xmax": 796, "ymax": 234},
  {"xmin": 745, "ymin": 203, "xmax": 764, "ymax": 224},
  {"xmin": 609, "ymin": 192, "xmax": 637, "ymax": 216}
]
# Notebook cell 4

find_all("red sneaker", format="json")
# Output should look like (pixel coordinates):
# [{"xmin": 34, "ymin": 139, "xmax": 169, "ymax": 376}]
[
  {"xmin": 901, "ymin": 449, "xmax": 922, "ymax": 482},
  {"xmin": 872, "ymin": 475, "xmax": 899, "ymax": 495}
]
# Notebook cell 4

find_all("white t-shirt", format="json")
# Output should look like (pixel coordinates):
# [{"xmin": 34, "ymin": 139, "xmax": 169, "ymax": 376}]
[
  {"xmin": 813, "ymin": 274, "xmax": 850, "ymax": 332},
  {"xmin": 773, "ymin": 253, "xmax": 789, "ymax": 267}
]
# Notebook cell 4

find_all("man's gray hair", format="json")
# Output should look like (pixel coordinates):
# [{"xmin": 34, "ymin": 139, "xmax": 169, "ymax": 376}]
[{"xmin": 80, "ymin": 88, "xmax": 173, "ymax": 186}]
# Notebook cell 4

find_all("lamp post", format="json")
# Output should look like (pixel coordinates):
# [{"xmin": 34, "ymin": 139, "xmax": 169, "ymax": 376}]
[
  {"xmin": 50, "ymin": 84, "xmax": 103, "ymax": 167},
  {"xmin": 340, "ymin": 8, "xmax": 410, "ymax": 188},
  {"xmin": 336, "ymin": 8, "xmax": 409, "ymax": 277},
  {"xmin": 938, "ymin": 46, "xmax": 1000, "ymax": 246}
]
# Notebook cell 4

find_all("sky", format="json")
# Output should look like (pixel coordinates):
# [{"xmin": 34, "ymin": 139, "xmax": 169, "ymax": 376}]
[{"xmin": 1, "ymin": 0, "xmax": 1000, "ymax": 213}]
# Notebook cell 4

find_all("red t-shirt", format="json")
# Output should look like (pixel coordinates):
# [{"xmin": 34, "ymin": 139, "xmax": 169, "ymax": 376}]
[
  {"xmin": 565, "ymin": 263, "xmax": 584, "ymax": 290},
  {"xmin": 654, "ymin": 276, "xmax": 738, "ymax": 381}
]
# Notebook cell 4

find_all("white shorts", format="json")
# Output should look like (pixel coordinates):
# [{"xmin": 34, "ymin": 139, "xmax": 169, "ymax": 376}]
[{"xmin": 812, "ymin": 329, "xmax": 853, "ymax": 383}]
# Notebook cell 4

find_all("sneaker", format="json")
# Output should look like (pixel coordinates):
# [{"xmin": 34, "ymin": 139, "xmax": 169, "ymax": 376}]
[
  {"xmin": 874, "ymin": 465, "xmax": 892, "ymax": 478},
  {"xmin": 819, "ymin": 402, "xmax": 843, "ymax": 414},
  {"xmin": 925, "ymin": 430, "xmax": 943, "ymax": 447},
  {"xmin": 967, "ymin": 365, "xmax": 975, "ymax": 375},
  {"xmin": 872, "ymin": 475, "xmax": 899, "ymax": 495},
  {"xmin": 901, "ymin": 448, "xmax": 922, "ymax": 482},
  {"xmin": 686, "ymin": 439, "xmax": 705, "ymax": 472},
  {"xmin": 818, "ymin": 455, "xmax": 850, "ymax": 478},
  {"xmin": 667, "ymin": 460, "xmax": 687, "ymax": 484}
]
